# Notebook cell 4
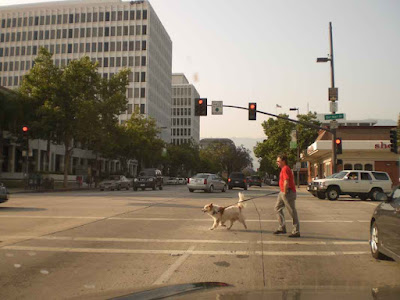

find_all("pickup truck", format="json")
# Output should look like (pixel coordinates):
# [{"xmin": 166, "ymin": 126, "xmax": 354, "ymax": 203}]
[{"xmin": 307, "ymin": 170, "xmax": 392, "ymax": 201}]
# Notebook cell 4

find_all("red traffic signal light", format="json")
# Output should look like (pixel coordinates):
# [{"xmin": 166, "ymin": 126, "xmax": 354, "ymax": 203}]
[
  {"xmin": 195, "ymin": 98, "xmax": 207, "ymax": 116},
  {"xmin": 22, "ymin": 126, "xmax": 29, "ymax": 132},
  {"xmin": 248, "ymin": 102, "xmax": 257, "ymax": 120},
  {"xmin": 335, "ymin": 137, "xmax": 342, "ymax": 154}
]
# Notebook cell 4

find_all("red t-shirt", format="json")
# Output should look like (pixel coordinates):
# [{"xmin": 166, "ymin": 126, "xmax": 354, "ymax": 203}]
[{"xmin": 279, "ymin": 165, "xmax": 296, "ymax": 193}]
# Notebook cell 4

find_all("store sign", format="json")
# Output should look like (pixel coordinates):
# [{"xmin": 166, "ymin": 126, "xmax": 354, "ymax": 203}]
[{"xmin": 375, "ymin": 142, "xmax": 392, "ymax": 149}]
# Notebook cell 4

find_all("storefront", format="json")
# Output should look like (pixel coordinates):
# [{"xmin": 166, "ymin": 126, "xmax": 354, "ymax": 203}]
[{"xmin": 305, "ymin": 126, "xmax": 399, "ymax": 186}]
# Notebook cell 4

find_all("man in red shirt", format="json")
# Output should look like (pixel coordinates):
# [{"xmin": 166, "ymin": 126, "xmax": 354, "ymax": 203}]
[{"xmin": 273, "ymin": 154, "xmax": 300, "ymax": 237}]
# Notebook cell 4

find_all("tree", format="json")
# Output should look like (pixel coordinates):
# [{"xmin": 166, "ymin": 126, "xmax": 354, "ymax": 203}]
[
  {"xmin": 199, "ymin": 142, "xmax": 253, "ymax": 176},
  {"xmin": 19, "ymin": 48, "xmax": 62, "ymax": 172},
  {"xmin": 164, "ymin": 141, "xmax": 201, "ymax": 177},
  {"xmin": 254, "ymin": 112, "xmax": 320, "ymax": 176},
  {"xmin": 0, "ymin": 87, "xmax": 30, "ymax": 178}
]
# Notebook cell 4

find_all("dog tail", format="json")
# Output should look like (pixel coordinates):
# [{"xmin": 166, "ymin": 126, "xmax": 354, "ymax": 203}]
[{"xmin": 238, "ymin": 192, "xmax": 246, "ymax": 208}]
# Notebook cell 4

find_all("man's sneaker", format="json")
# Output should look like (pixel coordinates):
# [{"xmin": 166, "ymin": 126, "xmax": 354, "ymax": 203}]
[
  {"xmin": 288, "ymin": 232, "xmax": 301, "ymax": 238},
  {"xmin": 273, "ymin": 229, "xmax": 287, "ymax": 235}
]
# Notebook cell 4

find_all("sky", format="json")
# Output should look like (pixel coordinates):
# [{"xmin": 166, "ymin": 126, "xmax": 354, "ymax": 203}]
[{"xmin": 1, "ymin": 0, "xmax": 400, "ymax": 143}]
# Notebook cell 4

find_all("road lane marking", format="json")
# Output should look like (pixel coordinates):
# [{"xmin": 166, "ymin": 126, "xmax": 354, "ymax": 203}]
[
  {"xmin": 0, "ymin": 236, "xmax": 369, "ymax": 245},
  {"xmin": 153, "ymin": 245, "xmax": 196, "ymax": 285},
  {"xmin": 0, "ymin": 215, "xmax": 370, "ymax": 223},
  {"xmin": 1, "ymin": 245, "xmax": 369, "ymax": 256}
]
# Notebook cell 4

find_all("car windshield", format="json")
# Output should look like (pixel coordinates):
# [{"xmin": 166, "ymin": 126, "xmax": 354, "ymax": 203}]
[
  {"xmin": 333, "ymin": 172, "xmax": 348, "ymax": 179},
  {"xmin": 230, "ymin": 173, "xmax": 244, "ymax": 178},
  {"xmin": 193, "ymin": 174, "xmax": 209, "ymax": 179},
  {"xmin": 140, "ymin": 170, "xmax": 155, "ymax": 176}
]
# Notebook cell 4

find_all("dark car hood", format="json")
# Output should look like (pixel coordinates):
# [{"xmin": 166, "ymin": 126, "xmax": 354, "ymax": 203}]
[{"xmin": 70, "ymin": 283, "xmax": 400, "ymax": 300}]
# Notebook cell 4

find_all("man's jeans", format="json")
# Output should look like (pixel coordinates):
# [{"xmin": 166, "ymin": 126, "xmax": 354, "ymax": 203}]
[{"xmin": 274, "ymin": 190, "xmax": 300, "ymax": 234}]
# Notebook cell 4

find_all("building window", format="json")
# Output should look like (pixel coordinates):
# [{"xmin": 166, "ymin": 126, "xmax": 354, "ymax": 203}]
[
  {"xmin": 136, "ymin": 25, "xmax": 141, "ymax": 35},
  {"xmin": 129, "ymin": 56, "xmax": 134, "ymax": 66},
  {"xmin": 110, "ymin": 57, "xmax": 115, "ymax": 67},
  {"xmin": 364, "ymin": 164, "xmax": 373, "ymax": 171},
  {"xmin": 118, "ymin": 11, "xmax": 123, "ymax": 21},
  {"xmin": 134, "ymin": 88, "xmax": 139, "ymax": 98},
  {"xmin": 134, "ymin": 72, "xmax": 139, "ymax": 82},
  {"xmin": 116, "ymin": 57, "xmax": 121, "ymax": 67},
  {"xmin": 142, "ymin": 41, "xmax": 147, "ymax": 50},
  {"xmin": 136, "ymin": 10, "xmax": 141, "ymax": 20},
  {"xmin": 103, "ymin": 57, "xmax": 108, "ymax": 67},
  {"xmin": 68, "ymin": 44, "xmax": 72, "ymax": 53},
  {"xmin": 128, "ymin": 89, "xmax": 133, "ymax": 99},
  {"xmin": 124, "ymin": 26, "xmax": 129, "ymax": 36},
  {"xmin": 141, "ymin": 72, "xmax": 146, "ymax": 82},
  {"xmin": 140, "ymin": 88, "xmax": 145, "ymax": 98},
  {"xmin": 69, "ymin": 14, "xmax": 74, "ymax": 23},
  {"xmin": 111, "ymin": 26, "xmax": 116, "ymax": 36},
  {"xmin": 110, "ymin": 42, "xmax": 115, "ymax": 51},
  {"xmin": 105, "ymin": 12, "xmax": 110, "ymax": 22},
  {"xmin": 143, "ymin": 10, "xmax": 148, "ymax": 19},
  {"xmin": 140, "ymin": 104, "xmax": 145, "ymax": 114},
  {"xmin": 124, "ymin": 11, "xmax": 129, "ymax": 20},
  {"xmin": 122, "ymin": 57, "xmax": 127, "ymax": 66},
  {"xmin": 99, "ymin": 12, "xmax": 104, "ymax": 22},
  {"xmin": 142, "ymin": 25, "xmax": 147, "ymax": 35},
  {"xmin": 130, "ymin": 11, "xmax": 135, "ymax": 20},
  {"xmin": 104, "ymin": 42, "xmax": 109, "ymax": 52},
  {"xmin": 354, "ymin": 164, "xmax": 363, "ymax": 170}
]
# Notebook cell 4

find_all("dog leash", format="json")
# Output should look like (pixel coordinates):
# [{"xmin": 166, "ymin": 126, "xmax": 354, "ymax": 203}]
[{"xmin": 224, "ymin": 191, "xmax": 280, "ymax": 208}]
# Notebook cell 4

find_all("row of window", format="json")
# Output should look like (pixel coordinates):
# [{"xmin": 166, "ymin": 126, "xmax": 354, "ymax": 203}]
[
  {"xmin": 172, "ymin": 108, "xmax": 192, "ymax": 116},
  {"xmin": 171, "ymin": 139, "xmax": 193, "ymax": 146},
  {"xmin": 173, "ymin": 98, "xmax": 192, "ymax": 106},
  {"xmin": 126, "ymin": 87, "xmax": 146, "ymax": 98},
  {"xmin": 1, "ymin": 10, "xmax": 148, "ymax": 28},
  {"xmin": 0, "ymin": 55, "xmax": 146, "ymax": 72},
  {"xmin": 0, "ymin": 25, "xmax": 147, "ymax": 43},
  {"xmin": 126, "ymin": 103, "xmax": 145, "ymax": 115},
  {"xmin": 173, "ymin": 87, "xmax": 192, "ymax": 96},
  {"xmin": 171, "ymin": 118, "xmax": 192, "ymax": 126},
  {"xmin": 343, "ymin": 163, "xmax": 373, "ymax": 171},
  {"xmin": 0, "ymin": 40, "xmax": 147, "ymax": 57},
  {"xmin": 171, "ymin": 128, "xmax": 192, "ymax": 137}
]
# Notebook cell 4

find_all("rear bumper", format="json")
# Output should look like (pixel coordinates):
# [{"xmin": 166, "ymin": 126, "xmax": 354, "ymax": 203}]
[{"xmin": 187, "ymin": 184, "xmax": 207, "ymax": 191}]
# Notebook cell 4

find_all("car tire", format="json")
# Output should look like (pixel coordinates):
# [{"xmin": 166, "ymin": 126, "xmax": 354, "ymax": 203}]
[
  {"xmin": 159, "ymin": 185, "xmax": 163, "ymax": 190},
  {"xmin": 189, "ymin": 189, "xmax": 194, "ymax": 193},
  {"xmin": 359, "ymin": 193, "xmax": 368, "ymax": 201},
  {"xmin": 222, "ymin": 185, "xmax": 227, "ymax": 192},
  {"xmin": 326, "ymin": 186, "xmax": 339, "ymax": 201},
  {"xmin": 317, "ymin": 192, "xmax": 326, "ymax": 200},
  {"xmin": 370, "ymin": 222, "xmax": 386, "ymax": 260},
  {"xmin": 370, "ymin": 188, "xmax": 383, "ymax": 201},
  {"xmin": 208, "ymin": 185, "xmax": 214, "ymax": 193},
  {"xmin": 349, "ymin": 193, "xmax": 357, "ymax": 198}
]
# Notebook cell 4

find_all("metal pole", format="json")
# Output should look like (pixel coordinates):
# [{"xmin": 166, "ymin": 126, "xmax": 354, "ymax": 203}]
[{"xmin": 329, "ymin": 22, "xmax": 337, "ymax": 174}]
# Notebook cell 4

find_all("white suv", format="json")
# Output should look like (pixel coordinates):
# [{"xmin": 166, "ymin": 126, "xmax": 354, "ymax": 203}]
[{"xmin": 307, "ymin": 170, "xmax": 392, "ymax": 201}]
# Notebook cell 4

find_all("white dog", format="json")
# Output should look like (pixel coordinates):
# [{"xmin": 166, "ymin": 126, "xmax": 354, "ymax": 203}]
[{"xmin": 202, "ymin": 192, "xmax": 247, "ymax": 230}]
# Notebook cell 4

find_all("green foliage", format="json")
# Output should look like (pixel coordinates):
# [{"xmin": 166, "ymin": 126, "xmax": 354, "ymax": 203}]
[{"xmin": 254, "ymin": 112, "xmax": 320, "ymax": 176}]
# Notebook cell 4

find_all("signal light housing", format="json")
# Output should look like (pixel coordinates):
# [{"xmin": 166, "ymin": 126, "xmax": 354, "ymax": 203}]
[{"xmin": 248, "ymin": 103, "xmax": 257, "ymax": 120}]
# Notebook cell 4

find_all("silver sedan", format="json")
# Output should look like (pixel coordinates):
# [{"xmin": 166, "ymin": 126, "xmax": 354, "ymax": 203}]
[{"xmin": 187, "ymin": 173, "xmax": 227, "ymax": 193}]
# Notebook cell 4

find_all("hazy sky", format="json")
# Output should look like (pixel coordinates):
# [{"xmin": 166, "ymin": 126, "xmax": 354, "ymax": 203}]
[{"xmin": 2, "ymin": 0, "xmax": 400, "ymax": 141}]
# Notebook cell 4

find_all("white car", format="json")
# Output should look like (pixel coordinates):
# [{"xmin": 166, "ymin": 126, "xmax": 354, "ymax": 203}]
[
  {"xmin": 187, "ymin": 173, "xmax": 227, "ymax": 193},
  {"xmin": 307, "ymin": 170, "xmax": 392, "ymax": 201},
  {"xmin": 165, "ymin": 177, "xmax": 178, "ymax": 185},
  {"xmin": 176, "ymin": 178, "xmax": 187, "ymax": 185}
]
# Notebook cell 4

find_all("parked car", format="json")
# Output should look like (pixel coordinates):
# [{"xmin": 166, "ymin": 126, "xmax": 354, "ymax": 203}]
[
  {"xmin": 0, "ymin": 182, "xmax": 9, "ymax": 204},
  {"xmin": 133, "ymin": 168, "xmax": 163, "ymax": 191},
  {"xmin": 228, "ymin": 172, "xmax": 247, "ymax": 190},
  {"xmin": 177, "ymin": 178, "xmax": 187, "ymax": 185},
  {"xmin": 370, "ymin": 186, "xmax": 400, "ymax": 261},
  {"xmin": 307, "ymin": 170, "xmax": 392, "ymax": 201},
  {"xmin": 165, "ymin": 177, "xmax": 178, "ymax": 185},
  {"xmin": 270, "ymin": 179, "xmax": 279, "ymax": 186},
  {"xmin": 248, "ymin": 175, "xmax": 262, "ymax": 187},
  {"xmin": 187, "ymin": 173, "xmax": 227, "ymax": 193},
  {"xmin": 99, "ymin": 175, "xmax": 131, "ymax": 191}
]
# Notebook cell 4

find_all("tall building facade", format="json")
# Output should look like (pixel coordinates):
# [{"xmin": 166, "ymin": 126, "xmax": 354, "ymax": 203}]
[
  {"xmin": 0, "ymin": 0, "xmax": 172, "ymax": 142},
  {"xmin": 171, "ymin": 73, "xmax": 200, "ymax": 145}
]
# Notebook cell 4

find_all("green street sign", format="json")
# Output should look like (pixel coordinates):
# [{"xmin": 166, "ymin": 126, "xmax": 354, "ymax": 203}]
[
  {"xmin": 290, "ymin": 141, "xmax": 297, "ymax": 149},
  {"xmin": 324, "ymin": 113, "xmax": 344, "ymax": 120}
]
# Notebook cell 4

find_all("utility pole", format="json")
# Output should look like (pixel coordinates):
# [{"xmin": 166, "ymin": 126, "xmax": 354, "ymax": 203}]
[{"xmin": 317, "ymin": 22, "xmax": 338, "ymax": 174}]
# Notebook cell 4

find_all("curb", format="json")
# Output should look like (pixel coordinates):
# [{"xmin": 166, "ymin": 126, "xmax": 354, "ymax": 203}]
[{"xmin": 10, "ymin": 187, "xmax": 95, "ymax": 194}]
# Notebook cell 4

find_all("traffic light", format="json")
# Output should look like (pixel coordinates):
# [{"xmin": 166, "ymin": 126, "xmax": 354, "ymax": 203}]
[
  {"xmin": 195, "ymin": 98, "xmax": 207, "ymax": 116},
  {"xmin": 335, "ymin": 138, "xmax": 342, "ymax": 155},
  {"xmin": 22, "ymin": 126, "xmax": 29, "ymax": 150},
  {"xmin": 248, "ymin": 103, "xmax": 257, "ymax": 120},
  {"xmin": 390, "ymin": 129, "xmax": 398, "ymax": 154}
]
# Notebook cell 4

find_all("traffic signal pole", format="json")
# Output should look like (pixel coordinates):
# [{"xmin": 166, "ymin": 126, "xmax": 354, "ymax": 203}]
[{"xmin": 329, "ymin": 22, "xmax": 338, "ymax": 174}]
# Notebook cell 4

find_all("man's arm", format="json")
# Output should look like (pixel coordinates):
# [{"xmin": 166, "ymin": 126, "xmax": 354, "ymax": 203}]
[{"xmin": 283, "ymin": 179, "xmax": 289, "ymax": 194}]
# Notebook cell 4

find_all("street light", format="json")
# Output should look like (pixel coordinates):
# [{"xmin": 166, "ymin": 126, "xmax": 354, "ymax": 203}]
[{"xmin": 317, "ymin": 21, "xmax": 338, "ymax": 174}]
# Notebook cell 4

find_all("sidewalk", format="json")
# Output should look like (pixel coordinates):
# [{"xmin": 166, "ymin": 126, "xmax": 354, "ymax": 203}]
[{"xmin": 8, "ymin": 183, "xmax": 96, "ymax": 194}]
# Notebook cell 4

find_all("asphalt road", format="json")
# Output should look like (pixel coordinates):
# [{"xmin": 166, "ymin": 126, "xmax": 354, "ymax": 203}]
[{"xmin": 0, "ymin": 185, "xmax": 399, "ymax": 299}]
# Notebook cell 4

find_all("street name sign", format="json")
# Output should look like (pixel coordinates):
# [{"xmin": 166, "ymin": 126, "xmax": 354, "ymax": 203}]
[{"xmin": 324, "ymin": 113, "xmax": 344, "ymax": 120}]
